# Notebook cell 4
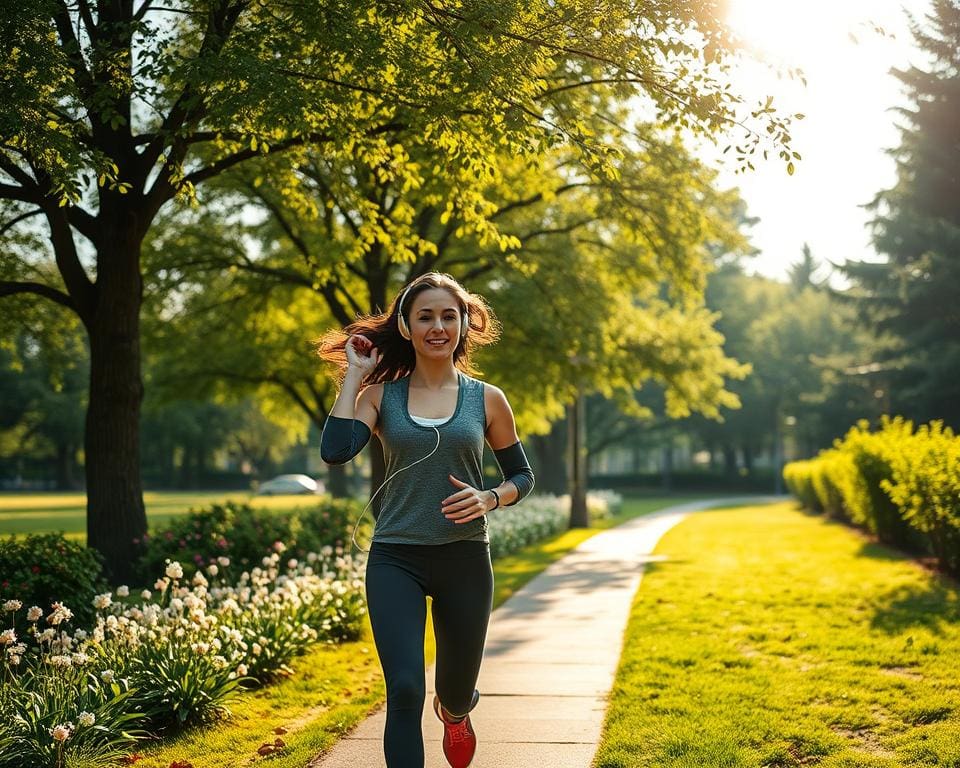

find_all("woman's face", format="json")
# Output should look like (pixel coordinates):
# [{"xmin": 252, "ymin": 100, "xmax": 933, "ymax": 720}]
[{"xmin": 407, "ymin": 287, "xmax": 463, "ymax": 358}]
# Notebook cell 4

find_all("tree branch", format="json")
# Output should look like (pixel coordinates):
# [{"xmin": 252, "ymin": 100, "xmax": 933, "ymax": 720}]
[
  {"xmin": 77, "ymin": 0, "xmax": 98, "ymax": 39},
  {"xmin": 52, "ymin": 0, "xmax": 95, "ymax": 102},
  {"xmin": 138, "ymin": 0, "xmax": 251, "ymax": 182},
  {"xmin": 490, "ymin": 182, "xmax": 589, "ymax": 221},
  {"xmin": 0, "ymin": 280, "xmax": 77, "ymax": 313},
  {"xmin": 0, "ymin": 208, "xmax": 44, "ymax": 236},
  {"xmin": 43, "ymin": 202, "xmax": 97, "ymax": 320}
]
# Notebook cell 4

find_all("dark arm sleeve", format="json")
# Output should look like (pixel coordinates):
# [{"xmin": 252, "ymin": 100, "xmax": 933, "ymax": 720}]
[
  {"xmin": 320, "ymin": 415, "xmax": 372, "ymax": 465},
  {"xmin": 492, "ymin": 440, "xmax": 535, "ymax": 505}
]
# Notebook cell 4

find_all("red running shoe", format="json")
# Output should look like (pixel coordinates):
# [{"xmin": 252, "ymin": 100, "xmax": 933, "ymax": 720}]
[{"xmin": 432, "ymin": 691, "xmax": 479, "ymax": 768}]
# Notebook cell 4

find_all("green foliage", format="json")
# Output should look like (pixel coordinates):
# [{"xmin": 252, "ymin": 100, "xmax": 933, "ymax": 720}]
[
  {"xmin": 809, "ymin": 449, "xmax": 851, "ymax": 521},
  {"xmin": 882, "ymin": 420, "xmax": 960, "ymax": 574},
  {"xmin": 784, "ymin": 415, "xmax": 960, "ymax": 576},
  {"xmin": 136, "ymin": 498, "xmax": 359, "ymax": 582},
  {"xmin": 782, "ymin": 460, "xmax": 821, "ymax": 512},
  {"xmin": 833, "ymin": 417, "xmax": 925, "ymax": 550},
  {"xmin": 0, "ymin": 672, "xmax": 144, "ymax": 768},
  {"xmin": 0, "ymin": 533, "xmax": 106, "ymax": 633}
]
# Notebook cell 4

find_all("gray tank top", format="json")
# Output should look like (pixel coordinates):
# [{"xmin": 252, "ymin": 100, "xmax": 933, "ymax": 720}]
[{"xmin": 373, "ymin": 370, "xmax": 489, "ymax": 545}]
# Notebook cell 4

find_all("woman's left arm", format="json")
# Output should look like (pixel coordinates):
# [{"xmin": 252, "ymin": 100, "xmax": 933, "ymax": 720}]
[{"xmin": 441, "ymin": 384, "xmax": 535, "ymax": 524}]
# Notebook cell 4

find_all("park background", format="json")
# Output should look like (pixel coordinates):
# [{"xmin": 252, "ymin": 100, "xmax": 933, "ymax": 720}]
[{"xmin": 2, "ymin": 0, "xmax": 960, "ymax": 767}]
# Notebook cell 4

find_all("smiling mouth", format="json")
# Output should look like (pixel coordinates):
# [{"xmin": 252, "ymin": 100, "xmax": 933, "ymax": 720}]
[{"xmin": 426, "ymin": 339, "xmax": 448, "ymax": 346}]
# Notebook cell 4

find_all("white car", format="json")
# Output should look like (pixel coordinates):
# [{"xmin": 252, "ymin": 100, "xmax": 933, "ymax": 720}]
[{"xmin": 256, "ymin": 474, "xmax": 324, "ymax": 496}]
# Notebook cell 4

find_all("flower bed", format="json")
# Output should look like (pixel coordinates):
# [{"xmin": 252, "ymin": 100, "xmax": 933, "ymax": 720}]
[
  {"xmin": 0, "ymin": 547, "xmax": 365, "ymax": 767},
  {"xmin": 488, "ymin": 491, "xmax": 621, "ymax": 560}
]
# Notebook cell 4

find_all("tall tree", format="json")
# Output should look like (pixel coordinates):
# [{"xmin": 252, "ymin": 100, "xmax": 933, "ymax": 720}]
[{"xmin": 840, "ymin": 0, "xmax": 960, "ymax": 426}]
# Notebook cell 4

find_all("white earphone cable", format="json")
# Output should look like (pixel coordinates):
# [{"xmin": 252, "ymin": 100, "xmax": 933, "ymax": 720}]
[{"xmin": 350, "ymin": 426, "xmax": 441, "ymax": 554}]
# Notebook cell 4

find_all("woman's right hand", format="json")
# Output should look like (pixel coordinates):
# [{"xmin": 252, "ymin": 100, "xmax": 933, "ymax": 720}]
[{"xmin": 345, "ymin": 334, "xmax": 379, "ymax": 374}]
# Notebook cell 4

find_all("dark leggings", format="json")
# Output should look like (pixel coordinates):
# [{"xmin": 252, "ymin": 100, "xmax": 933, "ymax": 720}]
[{"xmin": 365, "ymin": 539, "xmax": 494, "ymax": 768}]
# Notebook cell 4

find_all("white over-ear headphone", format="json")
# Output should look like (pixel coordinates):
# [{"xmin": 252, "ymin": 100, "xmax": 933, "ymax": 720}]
[{"xmin": 396, "ymin": 281, "xmax": 469, "ymax": 342}]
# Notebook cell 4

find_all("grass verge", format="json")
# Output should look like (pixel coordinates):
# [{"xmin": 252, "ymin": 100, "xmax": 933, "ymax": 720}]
[
  {"xmin": 0, "ymin": 492, "xmax": 330, "ymax": 541},
  {"xmin": 593, "ymin": 500, "xmax": 960, "ymax": 768},
  {"xmin": 131, "ymin": 493, "xmax": 715, "ymax": 768}
]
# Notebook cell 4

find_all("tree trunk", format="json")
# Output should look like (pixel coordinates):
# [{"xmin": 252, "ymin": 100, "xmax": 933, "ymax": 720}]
[
  {"xmin": 55, "ymin": 441, "xmax": 75, "ymax": 490},
  {"xmin": 85, "ymin": 240, "xmax": 147, "ymax": 584},
  {"xmin": 722, "ymin": 443, "xmax": 737, "ymax": 476},
  {"xmin": 661, "ymin": 439, "xmax": 673, "ymax": 492},
  {"xmin": 530, "ymin": 416, "xmax": 567, "ymax": 494},
  {"xmin": 327, "ymin": 462, "xmax": 349, "ymax": 497},
  {"xmin": 742, "ymin": 442, "xmax": 754, "ymax": 473},
  {"xmin": 568, "ymin": 394, "xmax": 588, "ymax": 528}
]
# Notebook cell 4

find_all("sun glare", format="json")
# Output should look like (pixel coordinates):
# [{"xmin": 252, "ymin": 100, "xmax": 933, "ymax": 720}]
[{"xmin": 724, "ymin": 0, "xmax": 870, "ymax": 67}]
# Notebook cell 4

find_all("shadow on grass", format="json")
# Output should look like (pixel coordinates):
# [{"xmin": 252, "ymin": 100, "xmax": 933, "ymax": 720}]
[{"xmin": 866, "ymin": 579, "xmax": 960, "ymax": 636}]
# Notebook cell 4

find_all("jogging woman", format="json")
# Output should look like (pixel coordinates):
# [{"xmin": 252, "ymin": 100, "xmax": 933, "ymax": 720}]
[{"xmin": 317, "ymin": 272, "xmax": 535, "ymax": 768}]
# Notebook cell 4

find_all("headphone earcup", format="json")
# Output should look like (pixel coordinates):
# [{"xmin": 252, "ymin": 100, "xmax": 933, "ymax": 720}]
[{"xmin": 398, "ymin": 313, "xmax": 411, "ymax": 340}]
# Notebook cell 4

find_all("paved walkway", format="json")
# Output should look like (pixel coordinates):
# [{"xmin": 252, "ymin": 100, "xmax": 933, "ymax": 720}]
[{"xmin": 309, "ymin": 495, "xmax": 787, "ymax": 768}]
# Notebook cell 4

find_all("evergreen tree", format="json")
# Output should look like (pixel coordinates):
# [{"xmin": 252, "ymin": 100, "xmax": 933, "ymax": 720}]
[{"xmin": 841, "ymin": 0, "xmax": 960, "ymax": 426}]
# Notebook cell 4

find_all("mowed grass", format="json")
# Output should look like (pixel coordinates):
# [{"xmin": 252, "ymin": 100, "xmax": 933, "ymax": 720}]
[
  {"xmin": 0, "ymin": 491, "xmax": 321, "ymax": 541},
  {"xmin": 133, "ymin": 494, "xmax": 716, "ymax": 768},
  {"xmin": 593, "ymin": 501, "xmax": 960, "ymax": 768}
]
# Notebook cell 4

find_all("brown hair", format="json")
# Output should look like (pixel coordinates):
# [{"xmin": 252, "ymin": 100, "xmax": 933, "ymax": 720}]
[{"xmin": 315, "ymin": 272, "xmax": 501, "ymax": 386}]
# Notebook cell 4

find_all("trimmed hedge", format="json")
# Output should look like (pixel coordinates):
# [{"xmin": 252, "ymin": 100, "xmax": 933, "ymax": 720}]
[
  {"xmin": 0, "ymin": 533, "xmax": 108, "ymax": 635},
  {"xmin": 136, "ymin": 498, "xmax": 359, "ymax": 583},
  {"xmin": 784, "ymin": 416, "xmax": 959, "ymax": 575}
]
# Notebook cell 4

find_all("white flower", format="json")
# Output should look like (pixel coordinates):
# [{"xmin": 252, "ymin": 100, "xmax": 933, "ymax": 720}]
[
  {"xmin": 46, "ymin": 602, "xmax": 73, "ymax": 626},
  {"xmin": 252, "ymin": 642, "xmax": 262, "ymax": 656},
  {"xmin": 211, "ymin": 655, "xmax": 228, "ymax": 670},
  {"xmin": 272, "ymin": 541, "xmax": 286, "ymax": 553},
  {"xmin": 74, "ymin": 629, "xmax": 88, "ymax": 642},
  {"xmin": 192, "ymin": 571, "xmax": 208, "ymax": 588},
  {"xmin": 165, "ymin": 561, "xmax": 184, "ymax": 580},
  {"xmin": 3, "ymin": 599, "xmax": 22, "ymax": 612},
  {"xmin": 50, "ymin": 724, "xmax": 72, "ymax": 742},
  {"xmin": 206, "ymin": 564, "xmax": 219, "ymax": 577},
  {"xmin": 141, "ymin": 589, "xmax": 152, "ymax": 600},
  {"xmin": 71, "ymin": 652, "xmax": 90, "ymax": 666},
  {"xmin": 26, "ymin": 606, "xmax": 43, "ymax": 622},
  {"xmin": 0, "ymin": 629, "xmax": 15, "ymax": 645},
  {"xmin": 92, "ymin": 593, "xmax": 112, "ymax": 610},
  {"xmin": 217, "ymin": 556, "xmax": 230, "ymax": 567},
  {"xmin": 100, "ymin": 669, "xmax": 115, "ymax": 683},
  {"xmin": 116, "ymin": 585, "xmax": 129, "ymax": 598},
  {"xmin": 78, "ymin": 712, "xmax": 95, "ymax": 728},
  {"xmin": 237, "ymin": 663, "xmax": 248, "ymax": 676},
  {"xmin": 287, "ymin": 558, "xmax": 299, "ymax": 570},
  {"xmin": 47, "ymin": 654, "xmax": 73, "ymax": 668}
]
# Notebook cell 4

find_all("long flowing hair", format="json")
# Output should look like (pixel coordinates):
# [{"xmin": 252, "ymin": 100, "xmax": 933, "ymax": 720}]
[{"xmin": 315, "ymin": 272, "xmax": 501, "ymax": 386}]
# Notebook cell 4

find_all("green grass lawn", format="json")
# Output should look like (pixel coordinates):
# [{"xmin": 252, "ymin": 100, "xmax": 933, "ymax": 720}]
[
  {"xmin": 593, "ymin": 500, "xmax": 960, "ymax": 768},
  {"xmin": 0, "ymin": 491, "xmax": 324, "ymax": 540},
  {"xmin": 131, "ymin": 494, "xmax": 712, "ymax": 768}
]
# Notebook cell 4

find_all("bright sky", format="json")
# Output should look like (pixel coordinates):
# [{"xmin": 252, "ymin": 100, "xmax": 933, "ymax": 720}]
[{"xmin": 708, "ymin": 0, "xmax": 924, "ymax": 288}]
